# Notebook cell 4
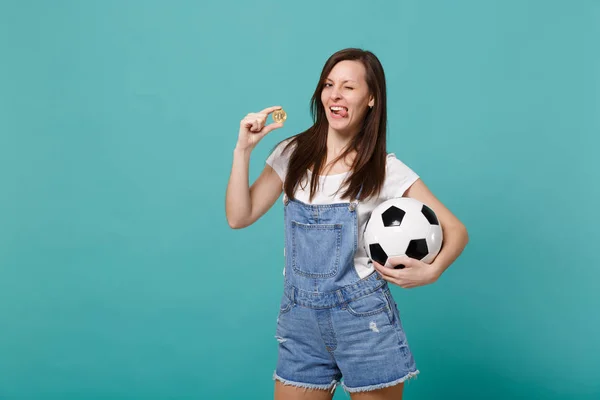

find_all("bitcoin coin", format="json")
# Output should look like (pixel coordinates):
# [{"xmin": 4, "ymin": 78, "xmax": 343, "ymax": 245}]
[{"xmin": 273, "ymin": 109, "xmax": 287, "ymax": 124}]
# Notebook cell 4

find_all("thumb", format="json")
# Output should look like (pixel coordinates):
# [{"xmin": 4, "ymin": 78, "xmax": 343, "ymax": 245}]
[
  {"xmin": 260, "ymin": 122, "xmax": 284, "ymax": 136},
  {"xmin": 402, "ymin": 256, "xmax": 419, "ymax": 268}
]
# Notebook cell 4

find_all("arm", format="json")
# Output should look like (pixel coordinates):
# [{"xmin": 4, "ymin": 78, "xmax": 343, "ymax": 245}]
[
  {"xmin": 225, "ymin": 105, "xmax": 285, "ymax": 229},
  {"xmin": 373, "ymin": 178, "xmax": 469, "ymax": 288},
  {"xmin": 404, "ymin": 178, "xmax": 469, "ymax": 279},
  {"xmin": 225, "ymin": 147, "xmax": 283, "ymax": 229}
]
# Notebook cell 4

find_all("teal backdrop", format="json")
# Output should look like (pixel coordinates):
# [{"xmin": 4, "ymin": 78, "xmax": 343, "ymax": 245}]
[{"xmin": 1, "ymin": 1, "xmax": 599, "ymax": 399}]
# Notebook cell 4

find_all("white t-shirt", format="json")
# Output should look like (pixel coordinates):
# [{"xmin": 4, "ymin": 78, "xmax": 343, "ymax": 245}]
[{"xmin": 266, "ymin": 138, "xmax": 420, "ymax": 279}]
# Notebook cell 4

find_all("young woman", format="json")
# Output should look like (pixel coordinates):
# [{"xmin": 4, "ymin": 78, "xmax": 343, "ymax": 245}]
[{"xmin": 225, "ymin": 48, "xmax": 469, "ymax": 400}]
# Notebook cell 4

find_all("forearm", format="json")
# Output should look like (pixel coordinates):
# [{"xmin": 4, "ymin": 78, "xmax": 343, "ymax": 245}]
[
  {"xmin": 431, "ymin": 224, "xmax": 469, "ymax": 278},
  {"xmin": 225, "ymin": 147, "xmax": 253, "ymax": 228}
]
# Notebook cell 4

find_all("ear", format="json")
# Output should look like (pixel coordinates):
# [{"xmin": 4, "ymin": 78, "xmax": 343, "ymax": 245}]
[{"xmin": 368, "ymin": 95, "xmax": 375, "ymax": 108}]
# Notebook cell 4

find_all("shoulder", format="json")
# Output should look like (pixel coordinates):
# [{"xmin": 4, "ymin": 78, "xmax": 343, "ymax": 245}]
[
  {"xmin": 383, "ymin": 152, "xmax": 420, "ymax": 198},
  {"xmin": 266, "ymin": 136, "xmax": 296, "ymax": 182},
  {"xmin": 269, "ymin": 136, "xmax": 296, "ymax": 159},
  {"xmin": 385, "ymin": 153, "xmax": 416, "ymax": 176}
]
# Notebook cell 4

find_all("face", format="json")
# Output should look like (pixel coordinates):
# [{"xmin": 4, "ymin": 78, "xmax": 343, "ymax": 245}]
[{"xmin": 321, "ymin": 60, "xmax": 374, "ymax": 136}]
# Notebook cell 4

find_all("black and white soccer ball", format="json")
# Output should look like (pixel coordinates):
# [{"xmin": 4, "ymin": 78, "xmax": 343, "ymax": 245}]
[{"xmin": 364, "ymin": 197, "xmax": 443, "ymax": 269}]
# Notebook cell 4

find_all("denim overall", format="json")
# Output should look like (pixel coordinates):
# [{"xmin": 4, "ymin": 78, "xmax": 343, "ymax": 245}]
[{"xmin": 273, "ymin": 190, "xmax": 419, "ymax": 393}]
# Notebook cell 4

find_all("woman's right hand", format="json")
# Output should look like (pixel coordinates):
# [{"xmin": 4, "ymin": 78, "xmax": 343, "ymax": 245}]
[{"xmin": 236, "ymin": 106, "xmax": 284, "ymax": 152}]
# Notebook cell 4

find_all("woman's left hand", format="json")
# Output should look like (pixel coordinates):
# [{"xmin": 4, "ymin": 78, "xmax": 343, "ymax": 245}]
[{"xmin": 372, "ymin": 257, "xmax": 439, "ymax": 289}]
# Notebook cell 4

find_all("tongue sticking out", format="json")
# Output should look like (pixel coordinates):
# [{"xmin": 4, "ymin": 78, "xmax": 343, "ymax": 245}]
[{"xmin": 338, "ymin": 108, "xmax": 348, "ymax": 117}]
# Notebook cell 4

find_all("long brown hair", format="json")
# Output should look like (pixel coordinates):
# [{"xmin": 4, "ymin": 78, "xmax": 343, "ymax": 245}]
[{"xmin": 275, "ymin": 48, "xmax": 388, "ymax": 202}]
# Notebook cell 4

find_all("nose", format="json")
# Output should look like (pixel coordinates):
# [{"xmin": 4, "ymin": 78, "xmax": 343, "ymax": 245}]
[{"xmin": 329, "ymin": 87, "xmax": 342, "ymax": 101}]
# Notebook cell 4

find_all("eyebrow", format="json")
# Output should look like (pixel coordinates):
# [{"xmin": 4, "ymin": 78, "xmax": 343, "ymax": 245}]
[{"xmin": 325, "ymin": 78, "xmax": 357, "ymax": 84}]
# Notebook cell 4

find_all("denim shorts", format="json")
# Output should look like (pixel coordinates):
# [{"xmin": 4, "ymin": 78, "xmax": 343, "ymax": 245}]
[{"xmin": 273, "ymin": 273, "xmax": 419, "ymax": 393}]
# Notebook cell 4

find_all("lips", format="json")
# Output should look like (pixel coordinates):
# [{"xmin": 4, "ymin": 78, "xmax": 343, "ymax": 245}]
[{"xmin": 329, "ymin": 105, "xmax": 348, "ymax": 118}]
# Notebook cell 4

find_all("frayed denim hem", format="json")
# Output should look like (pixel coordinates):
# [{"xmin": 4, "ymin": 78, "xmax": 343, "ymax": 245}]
[
  {"xmin": 342, "ymin": 369, "xmax": 420, "ymax": 393},
  {"xmin": 273, "ymin": 371, "xmax": 339, "ymax": 393}
]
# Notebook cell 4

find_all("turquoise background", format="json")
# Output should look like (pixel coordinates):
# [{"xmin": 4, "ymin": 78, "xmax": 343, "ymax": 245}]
[{"xmin": 1, "ymin": 0, "xmax": 598, "ymax": 399}]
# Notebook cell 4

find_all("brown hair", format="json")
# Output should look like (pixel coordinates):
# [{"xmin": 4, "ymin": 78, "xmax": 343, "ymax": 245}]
[{"xmin": 275, "ymin": 48, "xmax": 388, "ymax": 202}]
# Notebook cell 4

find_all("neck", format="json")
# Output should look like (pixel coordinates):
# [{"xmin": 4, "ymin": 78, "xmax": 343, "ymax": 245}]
[
  {"xmin": 326, "ymin": 127, "xmax": 357, "ymax": 156},
  {"xmin": 324, "ymin": 128, "xmax": 358, "ymax": 173}
]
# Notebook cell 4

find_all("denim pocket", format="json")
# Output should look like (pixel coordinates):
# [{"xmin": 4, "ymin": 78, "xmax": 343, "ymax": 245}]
[
  {"xmin": 279, "ymin": 293, "xmax": 294, "ymax": 315},
  {"xmin": 381, "ymin": 286, "xmax": 407, "ymax": 345},
  {"xmin": 345, "ymin": 289, "xmax": 388, "ymax": 317},
  {"xmin": 291, "ymin": 221, "xmax": 342, "ymax": 278}
]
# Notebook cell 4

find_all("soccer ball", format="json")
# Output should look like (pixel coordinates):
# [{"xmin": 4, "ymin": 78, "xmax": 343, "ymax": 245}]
[{"xmin": 364, "ymin": 197, "xmax": 443, "ymax": 269}]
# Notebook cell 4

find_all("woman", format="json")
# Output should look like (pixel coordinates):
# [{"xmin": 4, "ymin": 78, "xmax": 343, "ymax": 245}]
[{"xmin": 225, "ymin": 48, "xmax": 469, "ymax": 400}]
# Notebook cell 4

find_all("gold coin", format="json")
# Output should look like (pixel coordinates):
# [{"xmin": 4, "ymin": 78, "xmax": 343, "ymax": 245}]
[{"xmin": 273, "ymin": 109, "xmax": 287, "ymax": 124}]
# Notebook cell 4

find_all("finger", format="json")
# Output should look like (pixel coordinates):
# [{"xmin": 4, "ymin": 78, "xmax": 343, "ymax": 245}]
[
  {"xmin": 387, "ymin": 256, "xmax": 412, "ymax": 270},
  {"xmin": 376, "ymin": 263, "xmax": 410, "ymax": 285},
  {"xmin": 259, "ymin": 105, "xmax": 282, "ymax": 115},
  {"xmin": 261, "ymin": 122, "xmax": 284, "ymax": 135},
  {"xmin": 373, "ymin": 268, "xmax": 394, "ymax": 284},
  {"xmin": 373, "ymin": 266, "xmax": 403, "ymax": 287},
  {"xmin": 373, "ymin": 261, "xmax": 391, "ymax": 273},
  {"xmin": 243, "ymin": 113, "xmax": 265, "ymax": 124},
  {"xmin": 373, "ymin": 262, "xmax": 396, "ymax": 279},
  {"xmin": 255, "ymin": 118, "xmax": 265, "ymax": 130},
  {"xmin": 242, "ymin": 116, "xmax": 259, "ymax": 128}
]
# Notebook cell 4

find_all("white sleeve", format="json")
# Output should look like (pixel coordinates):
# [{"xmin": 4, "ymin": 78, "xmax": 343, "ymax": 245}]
[
  {"xmin": 385, "ymin": 153, "xmax": 420, "ymax": 198},
  {"xmin": 265, "ymin": 138, "xmax": 293, "ymax": 183}
]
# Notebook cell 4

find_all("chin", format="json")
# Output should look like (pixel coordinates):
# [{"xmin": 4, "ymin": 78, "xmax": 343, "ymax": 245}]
[
  {"xmin": 329, "ymin": 123, "xmax": 358, "ymax": 136},
  {"xmin": 328, "ymin": 120, "xmax": 349, "ymax": 131},
  {"xmin": 328, "ymin": 115, "xmax": 351, "ymax": 125}
]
